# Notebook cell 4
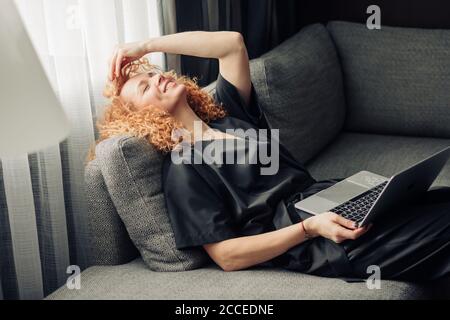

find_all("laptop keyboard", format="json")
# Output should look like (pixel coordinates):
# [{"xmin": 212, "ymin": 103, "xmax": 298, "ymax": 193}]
[{"xmin": 331, "ymin": 181, "xmax": 388, "ymax": 224}]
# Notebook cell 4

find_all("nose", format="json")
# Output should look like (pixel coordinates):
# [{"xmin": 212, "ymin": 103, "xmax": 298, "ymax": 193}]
[
  {"xmin": 153, "ymin": 74, "xmax": 163, "ymax": 92},
  {"xmin": 156, "ymin": 74, "xmax": 163, "ymax": 85}
]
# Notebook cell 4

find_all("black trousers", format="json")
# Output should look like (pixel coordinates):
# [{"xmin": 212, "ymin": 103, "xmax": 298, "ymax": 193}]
[{"xmin": 276, "ymin": 186, "xmax": 450, "ymax": 282}]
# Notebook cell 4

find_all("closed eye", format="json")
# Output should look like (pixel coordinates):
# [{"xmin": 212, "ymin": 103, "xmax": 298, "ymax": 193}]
[{"xmin": 143, "ymin": 71, "xmax": 159, "ymax": 94}]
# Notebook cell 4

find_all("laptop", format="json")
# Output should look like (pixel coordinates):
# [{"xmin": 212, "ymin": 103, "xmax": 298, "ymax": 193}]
[{"xmin": 295, "ymin": 146, "xmax": 450, "ymax": 227}]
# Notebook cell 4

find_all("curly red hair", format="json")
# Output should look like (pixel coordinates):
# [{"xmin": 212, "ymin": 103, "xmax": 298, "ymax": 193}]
[{"xmin": 85, "ymin": 58, "xmax": 226, "ymax": 164}]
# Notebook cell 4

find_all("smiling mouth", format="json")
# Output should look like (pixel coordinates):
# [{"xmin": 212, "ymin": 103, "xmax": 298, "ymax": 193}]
[{"xmin": 163, "ymin": 79, "xmax": 175, "ymax": 92}]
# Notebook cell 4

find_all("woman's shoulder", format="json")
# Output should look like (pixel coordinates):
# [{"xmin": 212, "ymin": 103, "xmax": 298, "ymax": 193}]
[{"xmin": 212, "ymin": 72, "xmax": 268, "ymax": 130}]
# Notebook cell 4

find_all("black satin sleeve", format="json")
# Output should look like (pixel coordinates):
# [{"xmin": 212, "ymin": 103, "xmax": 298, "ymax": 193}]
[
  {"xmin": 213, "ymin": 73, "xmax": 270, "ymax": 130},
  {"xmin": 162, "ymin": 156, "xmax": 240, "ymax": 250}
]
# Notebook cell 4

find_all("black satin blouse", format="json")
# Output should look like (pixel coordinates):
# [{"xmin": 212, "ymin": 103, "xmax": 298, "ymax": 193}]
[{"xmin": 162, "ymin": 73, "xmax": 318, "ymax": 250}]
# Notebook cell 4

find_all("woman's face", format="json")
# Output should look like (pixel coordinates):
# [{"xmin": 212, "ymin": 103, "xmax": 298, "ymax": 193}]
[{"xmin": 120, "ymin": 71, "xmax": 186, "ymax": 113}]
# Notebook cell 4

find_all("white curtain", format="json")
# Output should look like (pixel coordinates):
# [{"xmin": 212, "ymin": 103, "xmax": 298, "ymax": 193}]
[{"xmin": 0, "ymin": 0, "xmax": 171, "ymax": 300}]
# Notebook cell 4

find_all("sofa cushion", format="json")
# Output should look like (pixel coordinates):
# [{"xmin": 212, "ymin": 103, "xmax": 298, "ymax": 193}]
[
  {"xmin": 306, "ymin": 133, "xmax": 450, "ymax": 187},
  {"xmin": 46, "ymin": 258, "xmax": 435, "ymax": 300},
  {"xmin": 248, "ymin": 23, "xmax": 346, "ymax": 164},
  {"xmin": 95, "ymin": 135, "xmax": 210, "ymax": 271},
  {"xmin": 328, "ymin": 21, "xmax": 450, "ymax": 138},
  {"xmin": 84, "ymin": 158, "xmax": 139, "ymax": 265}
]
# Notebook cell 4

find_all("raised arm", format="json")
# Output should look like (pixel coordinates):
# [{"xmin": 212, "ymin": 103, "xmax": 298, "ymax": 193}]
[{"xmin": 109, "ymin": 31, "xmax": 251, "ymax": 105}]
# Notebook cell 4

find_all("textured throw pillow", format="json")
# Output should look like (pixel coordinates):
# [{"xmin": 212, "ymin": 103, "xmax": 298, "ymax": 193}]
[
  {"xmin": 249, "ymin": 23, "xmax": 346, "ymax": 164},
  {"xmin": 84, "ymin": 157, "xmax": 139, "ymax": 265},
  {"xmin": 96, "ymin": 135, "xmax": 210, "ymax": 271}
]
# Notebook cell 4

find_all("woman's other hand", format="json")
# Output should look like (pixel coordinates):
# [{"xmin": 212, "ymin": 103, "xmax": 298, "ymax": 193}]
[
  {"xmin": 303, "ymin": 212, "xmax": 372, "ymax": 243},
  {"xmin": 108, "ymin": 40, "xmax": 149, "ymax": 80}
]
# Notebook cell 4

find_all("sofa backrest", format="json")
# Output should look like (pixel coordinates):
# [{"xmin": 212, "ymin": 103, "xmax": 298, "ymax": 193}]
[{"xmin": 328, "ymin": 21, "xmax": 450, "ymax": 139}]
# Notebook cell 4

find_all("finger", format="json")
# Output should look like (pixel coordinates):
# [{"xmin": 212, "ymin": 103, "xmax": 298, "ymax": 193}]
[
  {"xmin": 333, "ymin": 214, "xmax": 357, "ymax": 229},
  {"xmin": 122, "ymin": 57, "xmax": 131, "ymax": 66},
  {"xmin": 336, "ymin": 224, "xmax": 370, "ymax": 240},
  {"xmin": 122, "ymin": 57, "xmax": 135, "ymax": 69},
  {"xmin": 109, "ymin": 49, "xmax": 118, "ymax": 80},
  {"xmin": 115, "ymin": 50, "xmax": 124, "ymax": 78},
  {"xmin": 336, "ymin": 226, "xmax": 359, "ymax": 240},
  {"xmin": 109, "ymin": 50, "xmax": 118, "ymax": 80},
  {"xmin": 352, "ymin": 226, "xmax": 370, "ymax": 238}
]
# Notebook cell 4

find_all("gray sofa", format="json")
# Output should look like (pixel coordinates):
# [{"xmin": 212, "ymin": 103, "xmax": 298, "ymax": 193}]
[{"xmin": 47, "ymin": 21, "xmax": 450, "ymax": 300}]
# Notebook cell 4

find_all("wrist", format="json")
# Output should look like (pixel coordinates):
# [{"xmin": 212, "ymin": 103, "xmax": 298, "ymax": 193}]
[
  {"xmin": 302, "ymin": 218, "xmax": 317, "ymax": 239},
  {"xmin": 141, "ymin": 38, "xmax": 154, "ymax": 53},
  {"xmin": 299, "ymin": 221, "xmax": 311, "ymax": 241}
]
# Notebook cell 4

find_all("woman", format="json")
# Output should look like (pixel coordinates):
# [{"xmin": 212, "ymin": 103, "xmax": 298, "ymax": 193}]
[{"xmin": 90, "ymin": 31, "xmax": 450, "ymax": 282}]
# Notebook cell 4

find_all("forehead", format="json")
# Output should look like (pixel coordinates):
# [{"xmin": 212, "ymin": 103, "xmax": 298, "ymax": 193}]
[{"xmin": 123, "ymin": 72, "xmax": 150, "ymax": 90}]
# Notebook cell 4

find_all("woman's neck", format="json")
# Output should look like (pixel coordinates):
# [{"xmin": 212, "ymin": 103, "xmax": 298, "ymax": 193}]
[{"xmin": 171, "ymin": 100, "xmax": 211, "ymax": 139}]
